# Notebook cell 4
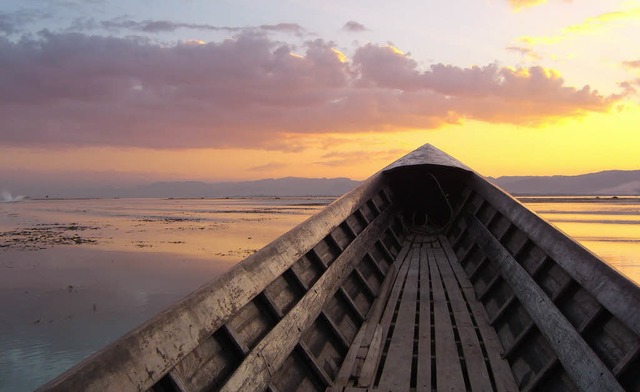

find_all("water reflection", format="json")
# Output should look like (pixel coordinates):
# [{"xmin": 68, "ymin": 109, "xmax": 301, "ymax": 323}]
[
  {"xmin": 523, "ymin": 197, "xmax": 640, "ymax": 285},
  {"xmin": 0, "ymin": 198, "xmax": 327, "ymax": 391}
]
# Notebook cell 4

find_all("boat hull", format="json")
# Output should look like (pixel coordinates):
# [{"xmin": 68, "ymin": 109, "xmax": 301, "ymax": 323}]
[{"xmin": 38, "ymin": 145, "xmax": 640, "ymax": 391}]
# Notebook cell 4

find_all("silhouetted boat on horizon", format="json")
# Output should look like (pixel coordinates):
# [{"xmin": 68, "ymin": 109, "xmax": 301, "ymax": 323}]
[{"xmin": 39, "ymin": 144, "xmax": 640, "ymax": 391}]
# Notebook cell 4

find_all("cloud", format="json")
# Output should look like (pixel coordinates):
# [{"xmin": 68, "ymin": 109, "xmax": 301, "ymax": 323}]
[
  {"xmin": 248, "ymin": 162, "xmax": 289, "ymax": 171},
  {"xmin": 621, "ymin": 60, "xmax": 640, "ymax": 94},
  {"xmin": 316, "ymin": 149, "xmax": 407, "ymax": 166},
  {"xmin": 507, "ymin": 0, "xmax": 575, "ymax": 10},
  {"xmin": 507, "ymin": 0, "xmax": 548, "ymax": 10},
  {"xmin": 518, "ymin": 8, "xmax": 640, "ymax": 45},
  {"xmin": 0, "ymin": 9, "xmax": 50, "ymax": 35},
  {"xmin": 506, "ymin": 46, "xmax": 542, "ymax": 60},
  {"xmin": 0, "ymin": 32, "xmax": 619, "ymax": 150},
  {"xmin": 74, "ymin": 17, "xmax": 307, "ymax": 36},
  {"xmin": 564, "ymin": 9, "xmax": 640, "ymax": 34},
  {"xmin": 622, "ymin": 60, "xmax": 640, "ymax": 69},
  {"xmin": 343, "ymin": 21, "xmax": 367, "ymax": 32}
]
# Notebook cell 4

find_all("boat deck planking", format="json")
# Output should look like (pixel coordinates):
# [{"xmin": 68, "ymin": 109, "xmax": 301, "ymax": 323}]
[{"xmin": 332, "ymin": 234, "xmax": 517, "ymax": 392}]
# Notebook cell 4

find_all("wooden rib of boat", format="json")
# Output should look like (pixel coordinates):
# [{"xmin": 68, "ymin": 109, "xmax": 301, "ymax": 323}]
[{"xmin": 39, "ymin": 144, "xmax": 640, "ymax": 392}]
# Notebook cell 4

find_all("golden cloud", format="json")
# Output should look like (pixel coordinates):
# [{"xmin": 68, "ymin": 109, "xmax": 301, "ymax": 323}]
[{"xmin": 518, "ymin": 8, "xmax": 640, "ymax": 45}]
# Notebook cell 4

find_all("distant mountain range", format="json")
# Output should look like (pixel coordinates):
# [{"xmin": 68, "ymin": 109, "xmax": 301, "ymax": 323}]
[
  {"xmin": 489, "ymin": 170, "xmax": 640, "ymax": 195},
  {"xmin": 15, "ymin": 169, "xmax": 640, "ymax": 199},
  {"xmin": 33, "ymin": 177, "xmax": 363, "ymax": 199}
]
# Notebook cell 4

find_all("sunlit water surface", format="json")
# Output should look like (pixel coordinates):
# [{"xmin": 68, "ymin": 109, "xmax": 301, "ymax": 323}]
[
  {"xmin": 0, "ymin": 196, "xmax": 638, "ymax": 391},
  {"xmin": 0, "ymin": 198, "xmax": 327, "ymax": 391},
  {"xmin": 522, "ymin": 197, "xmax": 640, "ymax": 285}
]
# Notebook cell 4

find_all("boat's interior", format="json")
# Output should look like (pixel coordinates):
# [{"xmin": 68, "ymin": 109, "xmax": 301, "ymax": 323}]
[{"xmin": 41, "ymin": 162, "xmax": 640, "ymax": 392}]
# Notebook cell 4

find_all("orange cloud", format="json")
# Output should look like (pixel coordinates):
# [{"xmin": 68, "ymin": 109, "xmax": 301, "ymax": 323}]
[{"xmin": 0, "ymin": 33, "xmax": 619, "ymax": 151}]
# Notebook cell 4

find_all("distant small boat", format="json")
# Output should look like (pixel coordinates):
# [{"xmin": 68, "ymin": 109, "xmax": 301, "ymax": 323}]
[{"xmin": 39, "ymin": 145, "xmax": 640, "ymax": 391}]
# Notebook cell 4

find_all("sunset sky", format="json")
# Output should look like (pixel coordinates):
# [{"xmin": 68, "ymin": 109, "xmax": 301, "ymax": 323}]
[{"xmin": 1, "ymin": 0, "xmax": 639, "ymax": 195}]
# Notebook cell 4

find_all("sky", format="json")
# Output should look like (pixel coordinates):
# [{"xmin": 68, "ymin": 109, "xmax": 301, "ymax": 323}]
[{"xmin": 1, "ymin": 0, "xmax": 639, "ymax": 195}]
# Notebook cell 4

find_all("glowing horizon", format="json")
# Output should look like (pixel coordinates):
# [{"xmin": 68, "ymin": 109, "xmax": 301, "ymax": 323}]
[{"xmin": 0, "ymin": 0, "xmax": 638, "ymax": 194}]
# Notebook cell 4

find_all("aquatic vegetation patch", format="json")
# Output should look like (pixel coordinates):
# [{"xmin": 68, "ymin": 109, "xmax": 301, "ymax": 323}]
[
  {"xmin": 0, "ymin": 223, "xmax": 99, "ymax": 250},
  {"xmin": 214, "ymin": 248, "xmax": 260, "ymax": 257}
]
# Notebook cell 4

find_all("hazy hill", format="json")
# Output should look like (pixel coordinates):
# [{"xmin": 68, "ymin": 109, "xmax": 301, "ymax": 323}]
[
  {"xmin": 128, "ymin": 177, "xmax": 361, "ymax": 198},
  {"xmin": 489, "ymin": 170, "xmax": 640, "ymax": 195},
  {"xmin": 26, "ymin": 177, "xmax": 362, "ymax": 199},
  {"xmin": 11, "ymin": 170, "xmax": 640, "ymax": 199}
]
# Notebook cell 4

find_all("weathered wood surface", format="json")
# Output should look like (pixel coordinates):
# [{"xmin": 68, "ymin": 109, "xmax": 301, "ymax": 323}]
[
  {"xmin": 468, "ymin": 174, "xmax": 640, "ymax": 336},
  {"xmin": 438, "ymin": 235, "xmax": 519, "ymax": 392},
  {"xmin": 468, "ymin": 215, "xmax": 623, "ymax": 392},
  {"xmin": 429, "ymin": 247, "xmax": 466, "ymax": 391},
  {"xmin": 220, "ymin": 204, "xmax": 397, "ymax": 392},
  {"xmin": 377, "ymin": 249, "xmax": 419, "ymax": 389},
  {"xmin": 415, "ymin": 247, "xmax": 431, "ymax": 392},
  {"xmin": 368, "ymin": 234, "xmax": 517, "ymax": 391},
  {"xmin": 433, "ymin": 247, "xmax": 493, "ymax": 391}
]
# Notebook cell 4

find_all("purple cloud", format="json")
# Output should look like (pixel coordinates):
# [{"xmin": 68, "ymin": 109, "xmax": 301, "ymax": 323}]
[
  {"xmin": 0, "ymin": 32, "xmax": 617, "ymax": 150},
  {"xmin": 343, "ymin": 21, "xmax": 367, "ymax": 32}
]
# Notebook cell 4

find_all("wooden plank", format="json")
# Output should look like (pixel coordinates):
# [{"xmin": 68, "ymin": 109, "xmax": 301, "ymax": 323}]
[
  {"xmin": 353, "ymin": 268, "xmax": 376, "ymax": 299},
  {"xmin": 357, "ymin": 324, "xmax": 383, "ymax": 387},
  {"xmin": 438, "ymin": 235, "xmax": 519, "ymax": 392},
  {"xmin": 478, "ymin": 273, "xmax": 501, "ymax": 301},
  {"xmin": 320, "ymin": 311, "xmax": 351, "ymax": 352},
  {"xmin": 521, "ymin": 357, "xmax": 559, "ymax": 392},
  {"xmin": 338, "ymin": 287, "xmax": 365, "ymax": 323},
  {"xmin": 416, "ymin": 247, "xmax": 431, "ymax": 392},
  {"xmin": 503, "ymin": 322, "xmax": 535, "ymax": 359},
  {"xmin": 469, "ymin": 175, "xmax": 640, "ymax": 337},
  {"xmin": 467, "ymin": 216, "xmax": 623, "ymax": 392},
  {"xmin": 613, "ymin": 341, "xmax": 640, "ymax": 377},
  {"xmin": 222, "ymin": 324, "xmax": 250, "ymax": 356},
  {"xmin": 429, "ymin": 248, "xmax": 466, "ymax": 391},
  {"xmin": 433, "ymin": 247, "xmax": 493, "ymax": 391},
  {"xmin": 219, "ymin": 205, "xmax": 397, "ymax": 392},
  {"xmin": 378, "ymin": 248, "xmax": 420, "ymax": 389},
  {"xmin": 358, "ymin": 245, "xmax": 412, "ymax": 387},
  {"xmin": 378, "ymin": 240, "xmax": 395, "ymax": 264},
  {"xmin": 366, "ymin": 263, "xmax": 397, "ymax": 324},
  {"xmin": 334, "ymin": 322, "xmax": 367, "ymax": 385},
  {"xmin": 297, "ymin": 341, "xmax": 333, "ymax": 388},
  {"xmin": 489, "ymin": 294, "xmax": 516, "ymax": 326},
  {"xmin": 378, "ymin": 247, "xmax": 412, "ymax": 335}
]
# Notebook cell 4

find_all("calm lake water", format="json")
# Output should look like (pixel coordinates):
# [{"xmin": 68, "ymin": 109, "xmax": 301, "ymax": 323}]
[{"xmin": 1, "ymin": 196, "xmax": 638, "ymax": 391}]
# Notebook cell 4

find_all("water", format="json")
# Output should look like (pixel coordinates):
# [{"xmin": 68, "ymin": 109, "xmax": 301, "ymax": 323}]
[
  {"xmin": 522, "ymin": 196, "xmax": 640, "ymax": 285},
  {"xmin": 0, "ymin": 196, "xmax": 638, "ymax": 391},
  {"xmin": 0, "ymin": 198, "xmax": 328, "ymax": 391}
]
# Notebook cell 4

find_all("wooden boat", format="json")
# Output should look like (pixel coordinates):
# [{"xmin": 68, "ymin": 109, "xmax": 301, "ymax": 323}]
[{"xmin": 39, "ymin": 144, "xmax": 640, "ymax": 392}]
